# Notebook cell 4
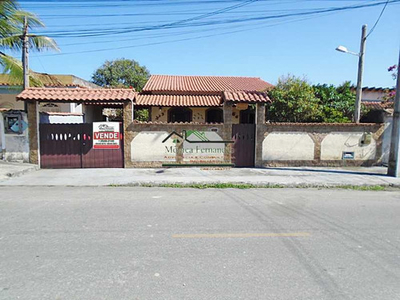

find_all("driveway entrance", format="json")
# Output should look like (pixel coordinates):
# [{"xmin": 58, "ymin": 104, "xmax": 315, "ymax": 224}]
[{"xmin": 39, "ymin": 123, "xmax": 124, "ymax": 169}]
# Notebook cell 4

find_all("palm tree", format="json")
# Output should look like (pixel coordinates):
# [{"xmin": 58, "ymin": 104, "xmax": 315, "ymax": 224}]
[{"xmin": 0, "ymin": 0, "xmax": 59, "ymax": 87}]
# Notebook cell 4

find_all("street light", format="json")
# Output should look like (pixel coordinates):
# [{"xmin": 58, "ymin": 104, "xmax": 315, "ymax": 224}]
[
  {"xmin": 335, "ymin": 46, "xmax": 360, "ymax": 57},
  {"xmin": 336, "ymin": 24, "xmax": 367, "ymax": 123}
]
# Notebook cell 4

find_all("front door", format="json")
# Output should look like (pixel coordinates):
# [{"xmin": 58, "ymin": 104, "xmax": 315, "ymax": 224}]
[{"xmin": 232, "ymin": 124, "xmax": 255, "ymax": 167}]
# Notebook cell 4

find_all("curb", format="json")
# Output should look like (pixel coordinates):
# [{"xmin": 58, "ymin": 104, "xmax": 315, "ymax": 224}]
[{"xmin": 5, "ymin": 165, "xmax": 39, "ymax": 178}]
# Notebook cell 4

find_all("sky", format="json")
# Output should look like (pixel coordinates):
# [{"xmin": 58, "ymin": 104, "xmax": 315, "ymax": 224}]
[{"xmin": 12, "ymin": 0, "xmax": 400, "ymax": 88}]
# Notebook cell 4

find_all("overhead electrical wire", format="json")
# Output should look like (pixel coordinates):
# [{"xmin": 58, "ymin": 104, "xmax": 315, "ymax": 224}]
[
  {"xmin": 33, "ymin": 0, "xmax": 400, "ymax": 39},
  {"xmin": 366, "ymin": 0, "xmax": 390, "ymax": 38},
  {"xmin": 11, "ymin": 0, "xmax": 398, "ymax": 57}
]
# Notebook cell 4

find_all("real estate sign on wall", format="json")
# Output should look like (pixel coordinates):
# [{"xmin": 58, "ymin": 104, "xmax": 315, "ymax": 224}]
[{"xmin": 93, "ymin": 122, "xmax": 120, "ymax": 149}]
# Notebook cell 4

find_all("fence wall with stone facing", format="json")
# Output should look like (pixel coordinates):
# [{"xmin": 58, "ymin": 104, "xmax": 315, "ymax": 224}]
[{"xmin": 255, "ymin": 123, "xmax": 385, "ymax": 167}]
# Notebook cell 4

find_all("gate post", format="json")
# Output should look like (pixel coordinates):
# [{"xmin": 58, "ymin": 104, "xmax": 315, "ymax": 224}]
[
  {"xmin": 27, "ymin": 101, "xmax": 39, "ymax": 165},
  {"xmin": 123, "ymin": 100, "xmax": 134, "ymax": 168},
  {"xmin": 223, "ymin": 101, "xmax": 233, "ymax": 164},
  {"xmin": 255, "ymin": 103, "xmax": 266, "ymax": 167}
]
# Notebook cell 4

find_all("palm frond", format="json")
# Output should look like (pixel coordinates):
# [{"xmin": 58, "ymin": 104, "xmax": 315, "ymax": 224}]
[
  {"xmin": 0, "ymin": 52, "xmax": 43, "ymax": 87},
  {"xmin": 0, "ymin": 52, "xmax": 23, "ymax": 81},
  {"xmin": 0, "ymin": 35, "xmax": 22, "ymax": 51},
  {"xmin": 29, "ymin": 35, "xmax": 60, "ymax": 52},
  {"xmin": 12, "ymin": 10, "xmax": 45, "ymax": 28}
]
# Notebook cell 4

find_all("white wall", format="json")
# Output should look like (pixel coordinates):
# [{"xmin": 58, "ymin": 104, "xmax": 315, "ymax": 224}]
[
  {"xmin": 131, "ymin": 131, "xmax": 175, "ymax": 162},
  {"xmin": 321, "ymin": 132, "xmax": 376, "ymax": 160},
  {"xmin": 262, "ymin": 132, "xmax": 314, "ymax": 160},
  {"xmin": 131, "ymin": 130, "xmax": 226, "ymax": 163}
]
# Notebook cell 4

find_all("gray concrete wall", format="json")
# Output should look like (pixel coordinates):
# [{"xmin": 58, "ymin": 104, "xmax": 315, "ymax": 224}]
[
  {"xmin": 1, "ymin": 112, "xmax": 30, "ymax": 162},
  {"xmin": 382, "ymin": 116, "xmax": 393, "ymax": 165}
]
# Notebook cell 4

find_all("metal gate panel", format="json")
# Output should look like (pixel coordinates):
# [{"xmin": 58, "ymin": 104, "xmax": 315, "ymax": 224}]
[
  {"xmin": 39, "ymin": 123, "xmax": 124, "ymax": 169},
  {"xmin": 39, "ymin": 124, "xmax": 82, "ymax": 169},
  {"xmin": 81, "ymin": 123, "xmax": 124, "ymax": 168},
  {"xmin": 232, "ymin": 124, "xmax": 256, "ymax": 167}
]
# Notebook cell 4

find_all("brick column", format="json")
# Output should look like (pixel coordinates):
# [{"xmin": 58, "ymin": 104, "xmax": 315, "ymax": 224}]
[
  {"xmin": 223, "ymin": 101, "xmax": 233, "ymax": 164},
  {"xmin": 27, "ymin": 101, "xmax": 39, "ymax": 165},
  {"xmin": 123, "ymin": 100, "xmax": 134, "ymax": 168},
  {"xmin": 255, "ymin": 103, "xmax": 266, "ymax": 167}
]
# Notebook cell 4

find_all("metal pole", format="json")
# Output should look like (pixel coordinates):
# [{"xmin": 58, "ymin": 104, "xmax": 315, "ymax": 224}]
[
  {"xmin": 22, "ymin": 16, "xmax": 29, "ymax": 90},
  {"xmin": 354, "ymin": 24, "xmax": 367, "ymax": 123},
  {"xmin": 387, "ymin": 49, "xmax": 400, "ymax": 177}
]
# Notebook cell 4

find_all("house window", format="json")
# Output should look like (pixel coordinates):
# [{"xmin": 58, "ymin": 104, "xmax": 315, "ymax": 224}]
[
  {"xmin": 206, "ymin": 108, "xmax": 223, "ymax": 123},
  {"xmin": 4, "ymin": 112, "xmax": 23, "ymax": 134},
  {"xmin": 168, "ymin": 107, "xmax": 192, "ymax": 123}
]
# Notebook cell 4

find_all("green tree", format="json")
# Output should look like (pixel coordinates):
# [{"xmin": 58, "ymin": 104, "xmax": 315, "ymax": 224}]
[
  {"xmin": 267, "ymin": 75, "xmax": 321, "ymax": 122},
  {"xmin": 0, "ymin": 0, "xmax": 59, "ymax": 86},
  {"xmin": 313, "ymin": 82, "xmax": 357, "ymax": 123},
  {"xmin": 92, "ymin": 59, "xmax": 150, "ymax": 91}
]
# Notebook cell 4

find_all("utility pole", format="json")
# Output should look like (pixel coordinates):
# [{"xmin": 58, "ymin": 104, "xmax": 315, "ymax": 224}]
[
  {"xmin": 354, "ymin": 24, "xmax": 367, "ymax": 123},
  {"xmin": 22, "ymin": 16, "xmax": 29, "ymax": 90},
  {"xmin": 387, "ymin": 49, "xmax": 400, "ymax": 177}
]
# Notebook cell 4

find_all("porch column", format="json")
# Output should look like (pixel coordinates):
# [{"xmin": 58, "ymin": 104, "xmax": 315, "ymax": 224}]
[
  {"xmin": 123, "ymin": 100, "xmax": 134, "ymax": 168},
  {"xmin": 255, "ymin": 103, "xmax": 266, "ymax": 167},
  {"xmin": 223, "ymin": 101, "xmax": 233, "ymax": 164},
  {"xmin": 27, "ymin": 101, "xmax": 39, "ymax": 165}
]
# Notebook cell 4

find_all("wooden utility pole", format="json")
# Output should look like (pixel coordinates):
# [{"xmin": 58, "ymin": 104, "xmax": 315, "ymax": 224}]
[
  {"xmin": 387, "ymin": 49, "xmax": 400, "ymax": 177},
  {"xmin": 354, "ymin": 25, "xmax": 367, "ymax": 123},
  {"xmin": 22, "ymin": 16, "xmax": 29, "ymax": 90}
]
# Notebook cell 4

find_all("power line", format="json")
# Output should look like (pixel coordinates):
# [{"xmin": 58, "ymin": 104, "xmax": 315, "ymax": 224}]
[
  {"xmin": 33, "ymin": 0, "xmax": 400, "ymax": 39},
  {"xmin": 366, "ymin": 0, "xmax": 390, "ymax": 38}
]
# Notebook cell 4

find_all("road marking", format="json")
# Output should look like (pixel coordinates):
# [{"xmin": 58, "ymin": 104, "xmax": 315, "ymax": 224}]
[{"xmin": 172, "ymin": 232, "xmax": 310, "ymax": 238}]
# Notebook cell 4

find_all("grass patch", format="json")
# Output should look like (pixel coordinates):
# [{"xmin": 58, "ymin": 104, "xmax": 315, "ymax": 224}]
[
  {"xmin": 139, "ymin": 183, "xmax": 286, "ymax": 189},
  {"xmin": 109, "ymin": 183, "xmax": 398, "ymax": 190},
  {"xmin": 331, "ymin": 185, "xmax": 387, "ymax": 191}
]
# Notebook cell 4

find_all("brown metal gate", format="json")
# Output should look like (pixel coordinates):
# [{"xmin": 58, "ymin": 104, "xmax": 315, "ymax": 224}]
[
  {"xmin": 39, "ymin": 123, "xmax": 124, "ymax": 169},
  {"xmin": 232, "ymin": 124, "xmax": 255, "ymax": 167}
]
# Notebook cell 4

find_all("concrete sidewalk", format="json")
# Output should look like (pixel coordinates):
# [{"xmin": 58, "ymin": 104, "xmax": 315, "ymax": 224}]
[
  {"xmin": 0, "ymin": 161, "xmax": 38, "ymax": 180},
  {"xmin": 0, "ymin": 166, "xmax": 400, "ymax": 187}
]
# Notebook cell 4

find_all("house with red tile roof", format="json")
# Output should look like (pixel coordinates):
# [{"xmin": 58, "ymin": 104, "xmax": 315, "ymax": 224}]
[
  {"xmin": 136, "ymin": 75, "xmax": 273, "ymax": 124},
  {"xmin": 14, "ymin": 74, "xmax": 385, "ymax": 169}
]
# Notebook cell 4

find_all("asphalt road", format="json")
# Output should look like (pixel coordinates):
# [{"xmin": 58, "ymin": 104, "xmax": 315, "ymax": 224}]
[{"xmin": 0, "ymin": 187, "xmax": 399, "ymax": 300}]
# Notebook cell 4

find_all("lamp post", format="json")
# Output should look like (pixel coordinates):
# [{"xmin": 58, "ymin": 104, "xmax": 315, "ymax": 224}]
[{"xmin": 336, "ymin": 24, "xmax": 367, "ymax": 123}]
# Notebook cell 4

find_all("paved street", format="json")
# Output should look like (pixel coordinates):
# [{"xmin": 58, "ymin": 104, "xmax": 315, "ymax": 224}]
[{"xmin": 1, "ymin": 187, "xmax": 400, "ymax": 300}]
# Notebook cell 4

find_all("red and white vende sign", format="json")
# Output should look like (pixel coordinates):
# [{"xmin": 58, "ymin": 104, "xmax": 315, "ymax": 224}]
[{"xmin": 93, "ymin": 122, "xmax": 120, "ymax": 149}]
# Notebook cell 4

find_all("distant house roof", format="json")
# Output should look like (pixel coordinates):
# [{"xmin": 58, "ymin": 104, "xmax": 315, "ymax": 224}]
[
  {"xmin": 143, "ymin": 75, "xmax": 273, "ymax": 93},
  {"xmin": 0, "ymin": 73, "xmax": 100, "ymax": 89},
  {"xmin": 17, "ymin": 88, "xmax": 136, "ymax": 102},
  {"xmin": 136, "ymin": 94, "xmax": 221, "ymax": 107},
  {"xmin": 362, "ymin": 101, "xmax": 393, "ymax": 111},
  {"xmin": 361, "ymin": 86, "xmax": 395, "ymax": 92}
]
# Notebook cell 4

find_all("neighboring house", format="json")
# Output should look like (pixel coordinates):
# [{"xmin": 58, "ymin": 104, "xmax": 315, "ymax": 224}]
[
  {"xmin": 357, "ymin": 86, "xmax": 396, "ymax": 165},
  {"xmin": 0, "ymin": 73, "xmax": 99, "ymax": 112},
  {"xmin": 136, "ymin": 75, "xmax": 273, "ymax": 124},
  {"xmin": 0, "ymin": 73, "xmax": 100, "ymax": 162},
  {"xmin": 359, "ymin": 86, "xmax": 394, "ymax": 123}
]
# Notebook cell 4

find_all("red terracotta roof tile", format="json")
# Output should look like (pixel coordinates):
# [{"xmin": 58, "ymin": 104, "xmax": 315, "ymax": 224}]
[
  {"xmin": 16, "ymin": 88, "xmax": 136, "ymax": 102},
  {"xmin": 143, "ymin": 75, "xmax": 273, "ymax": 93},
  {"xmin": 136, "ymin": 94, "xmax": 221, "ymax": 107},
  {"xmin": 223, "ymin": 91, "xmax": 271, "ymax": 103},
  {"xmin": 362, "ymin": 101, "xmax": 393, "ymax": 110}
]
